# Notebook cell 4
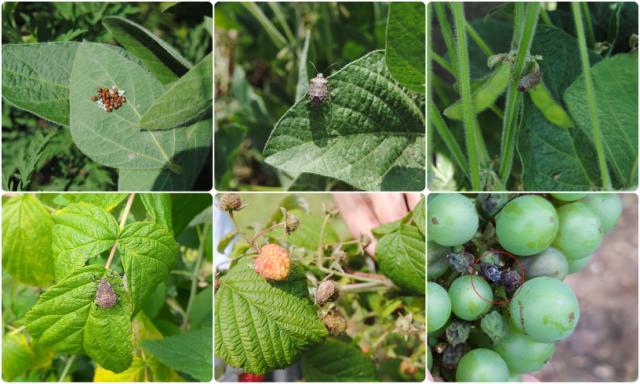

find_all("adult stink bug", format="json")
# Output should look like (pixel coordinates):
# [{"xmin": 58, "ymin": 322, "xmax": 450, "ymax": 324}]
[
  {"xmin": 308, "ymin": 62, "xmax": 331, "ymax": 106},
  {"xmin": 95, "ymin": 278, "xmax": 117, "ymax": 308}
]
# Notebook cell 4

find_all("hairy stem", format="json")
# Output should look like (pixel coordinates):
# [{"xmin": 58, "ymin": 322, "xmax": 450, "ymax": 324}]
[
  {"xmin": 572, "ymin": 2, "xmax": 611, "ymax": 190},
  {"xmin": 316, "ymin": 214, "xmax": 331, "ymax": 266},
  {"xmin": 105, "ymin": 193, "xmax": 135, "ymax": 270},
  {"xmin": 182, "ymin": 223, "xmax": 209, "ymax": 330},
  {"xmin": 429, "ymin": 102, "xmax": 470, "ymax": 182}
]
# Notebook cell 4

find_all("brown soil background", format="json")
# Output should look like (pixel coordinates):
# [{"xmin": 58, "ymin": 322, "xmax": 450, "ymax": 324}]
[{"xmin": 537, "ymin": 194, "xmax": 638, "ymax": 381}]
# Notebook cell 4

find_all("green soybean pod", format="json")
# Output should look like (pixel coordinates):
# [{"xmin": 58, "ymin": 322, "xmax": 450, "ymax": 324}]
[
  {"xmin": 444, "ymin": 62, "xmax": 510, "ymax": 120},
  {"xmin": 528, "ymin": 82, "xmax": 574, "ymax": 128}
]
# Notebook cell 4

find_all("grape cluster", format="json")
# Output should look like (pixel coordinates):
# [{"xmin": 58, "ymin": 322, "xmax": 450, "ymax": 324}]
[{"xmin": 427, "ymin": 193, "xmax": 623, "ymax": 381}]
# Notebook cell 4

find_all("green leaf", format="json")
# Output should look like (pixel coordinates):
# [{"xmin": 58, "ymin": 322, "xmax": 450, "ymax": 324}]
[
  {"xmin": 141, "ymin": 328, "xmax": 212, "ymax": 381},
  {"xmin": 52, "ymin": 203, "xmax": 119, "ymax": 280},
  {"xmin": 83, "ymin": 271, "xmax": 133, "ymax": 373},
  {"xmin": 2, "ymin": 195, "xmax": 55, "ymax": 287},
  {"xmin": 412, "ymin": 197, "xmax": 425, "ymax": 235},
  {"xmin": 2, "ymin": 42, "xmax": 79, "ymax": 125},
  {"xmin": 102, "ymin": 16, "xmax": 191, "ymax": 85},
  {"xmin": 518, "ymin": 26, "xmax": 603, "ymax": 190},
  {"xmin": 162, "ymin": 2, "xmax": 212, "ymax": 17},
  {"xmin": 140, "ymin": 194, "xmax": 174, "ymax": 234},
  {"xmin": 215, "ymin": 258, "xmax": 327, "ymax": 374},
  {"xmin": 375, "ymin": 224, "xmax": 425, "ymax": 295},
  {"xmin": 53, "ymin": 193, "xmax": 128, "ymax": 212},
  {"xmin": 24, "ymin": 264, "xmax": 103, "ymax": 353},
  {"xmin": 285, "ymin": 210, "xmax": 338, "ymax": 250},
  {"xmin": 139, "ymin": 53, "xmax": 212, "ymax": 131},
  {"xmin": 188, "ymin": 286, "xmax": 213, "ymax": 328},
  {"xmin": 116, "ymin": 118, "xmax": 212, "ymax": 191},
  {"xmin": 263, "ymin": 50, "xmax": 425, "ymax": 191},
  {"xmin": 301, "ymin": 338, "xmax": 379, "ymax": 381},
  {"xmin": 385, "ymin": 2, "xmax": 425, "ymax": 93},
  {"xmin": 171, "ymin": 194, "xmax": 213, "ymax": 235},
  {"xmin": 2, "ymin": 333, "xmax": 52, "ymax": 381},
  {"xmin": 69, "ymin": 42, "xmax": 184, "ymax": 170},
  {"xmin": 563, "ymin": 53, "xmax": 638, "ymax": 188},
  {"xmin": 118, "ymin": 222, "xmax": 178, "ymax": 311}
]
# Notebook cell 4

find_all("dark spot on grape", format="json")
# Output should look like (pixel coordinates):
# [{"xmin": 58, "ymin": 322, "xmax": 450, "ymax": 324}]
[
  {"xmin": 568, "ymin": 312, "xmax": 575, "ymax": 322},
  {"xmin": 519, "ymin": 301, "xmax": 527, "ymax": 334},
  {"xmin": 431, "ymin": 217, "xmax": 439, "ymax": 225}
]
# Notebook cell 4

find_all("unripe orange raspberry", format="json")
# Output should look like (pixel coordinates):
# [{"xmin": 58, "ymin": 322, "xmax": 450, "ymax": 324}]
[{"xmin": 255, "ymin": 244, "xmax": 291, "ymax": 281}]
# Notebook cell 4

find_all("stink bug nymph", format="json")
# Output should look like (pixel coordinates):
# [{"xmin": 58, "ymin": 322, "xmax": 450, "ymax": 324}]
[
  {"xmin": 95, "ymin": 278, "xmax": 117, "ymax": 308},
  {"xmin": 308, "ymin": 62, "xmax": 331, "ymax": 106}
]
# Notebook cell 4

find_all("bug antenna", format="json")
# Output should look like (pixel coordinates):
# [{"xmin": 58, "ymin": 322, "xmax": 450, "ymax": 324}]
[
  {"xmin": 326, "ymin": 62, "xmax": 340, "ymax": 73},
  {"xmin": 309, "ymin": 61, "xmax": 319, "ymax": 75}
]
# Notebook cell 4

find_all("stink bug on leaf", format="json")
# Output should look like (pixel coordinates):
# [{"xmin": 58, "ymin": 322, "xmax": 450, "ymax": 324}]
[
  {"xmin": 95, "ymin": 278, "xmax": 117, "ymax": 308},
  {"xmin": 308, "ymin": 62, "xmax": 333, "ymax": 107}
]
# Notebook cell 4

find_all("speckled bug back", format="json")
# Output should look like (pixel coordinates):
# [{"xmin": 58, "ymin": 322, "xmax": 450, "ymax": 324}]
[
  {"xmin": 95, "ymin": 278, "xmax": 117, "ymax": 308},
  {"xmin": 308, "ymin": 73, "xmax": 329, "ymax": 106}
]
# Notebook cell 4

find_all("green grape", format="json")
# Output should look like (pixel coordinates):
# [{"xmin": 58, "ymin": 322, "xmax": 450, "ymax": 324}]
[
  {"xmin": 551, "ymin": 193, "xmax": 587, "ymax": 202},
  {"xmin": 448, "ymin": 276, "xmax": 492, "ymax": 321},
  {"xmin": 456, "ymin": 349, "xmax": 509, "ymax": 382},
  {"xmin": 553, "ymin": 202, "xmax": 604, "ymax": 260},
  {"xmin": 509, "ymin": 277, "xmax": 579, "ymax": 342},
  {"xmin": 519, "ymin": 247, "xmax": 569, "ymax": 280},
  {"xmin": 508, "ymin": 373, "xmax": 523, "ymax": 382},
  {"xmin": 495, "ymin": 324, "xmax": 555, "ymax": 373},
  {"xmin": 428, "ymin": 241, "xmax": 450, "ymax": 279},
  {"xmin": 427, "ymin": 282, "xmax": 451, "ymax": 332},
  {"xmin": 496, "ymin": 195, "xmax": 559, "ymax": 256},
  {"xmin": 428, "ymin": 194, "xmax": 479, "ymax": 246},
  {"xmin": 567, "ymin": 254, "xmax": 593, "ymax": 274},
  {"xmin": 427, "ymin": 346, "xmax": 433, "ymax": 370},
  {"xmin": 582, "ymin": 194, "xmax": 622, "ymax": 232}
]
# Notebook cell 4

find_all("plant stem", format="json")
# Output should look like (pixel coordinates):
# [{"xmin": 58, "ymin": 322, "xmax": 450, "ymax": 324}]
[
  {"xmin": 58, "ymin": 355, "xmax": 76, "ymax": 382},
  {"xmin": 464, "ymin": 19, "xmax": 494, "ymax": 57},
  {"xmin": 228, "ymin": 212, "xmax": 260, "ymax": 254},
  {"xmin": 105, "ymin": 193, "xmax": 135, "ymax": 270},
  {"xmin": 340, "ymin": 281, "xmax": 389, "ymax": 294},
  {"xmin": 242, "ymin": 3, "xmax": 287, "ymax": 49},
  {"xmin": 434, "ymin": 2, "xmax": 458, "ymax": 78},
  {"xmin": 580, "ymin": 2, "xmax": 596, "ymax": 49},
  {"xmin": 498, "ymin": 2, "xmax": 540, "ymax": 187},
  {"xmin": 572, "ymin": 2, "xmax": 612, "ymax": 190},
  {"xmin": 429, "ymin": 102, "xmax": 470, "ymax": 182},
  {"xmin": 316, "ymin": 214, "xmax": 331, "ymax": 266},
  {"xmin": 317, "ymin": 266, "xmax": 392, "ymax": 285},
  {"xmin": 451, "ymin": 3, "xmax": 482, "ymax": 190},
  {"xmin": 539, "ymin": 7, "xmax": 553, "ymax": 26},
  {"xmin": 8, "ymin": 325, "xmax": 25, "ymax": 335},
  {"xmin": 182, "ymin": 223, "xmax": 208, "ymax": 330},
  {"xmin": 431, "ymin": 50, "xmax": 454, "ymax": 76}
]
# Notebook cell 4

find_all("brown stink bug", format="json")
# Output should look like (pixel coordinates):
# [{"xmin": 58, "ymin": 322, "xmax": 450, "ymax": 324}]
[
  {"xmin": 95, "ymin": 278, "xmax": 117, "ymax": 308},
  {"xmin": 308, "ymin": 62, "xmax": 331, "ymax": 106}
]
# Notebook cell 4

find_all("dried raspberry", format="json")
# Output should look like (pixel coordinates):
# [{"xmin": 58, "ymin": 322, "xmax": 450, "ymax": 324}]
[
  {"xmin": 255, "ymin": 244, "xmax": 291, "ymax": 281},
  {"xmin": 322, "ymin": 310, "xmax": 347, "ymax": 335},
  {"xmin": 218, "ymin": 193, "xmax": 244, "ymax": 211},
  {"xmin": 315, "ymin": 280, "xmax": 340, "ymax": 305},
  {"xmin": 238, "ymin": 373, "xmax": 265, "ymax": 382},
  {"xmin": 284, "ymin": 212, "xmax": 300, "ymax": 234}
]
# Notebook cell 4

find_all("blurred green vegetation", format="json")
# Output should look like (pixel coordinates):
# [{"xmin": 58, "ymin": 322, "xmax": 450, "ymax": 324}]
[
  {"xmin": 2, "ymin": 2, "xmax": 212, "ymax": 191},
  {"xmin": 214, "ymin": 2, "xmax": 389, "ymax": 191}
]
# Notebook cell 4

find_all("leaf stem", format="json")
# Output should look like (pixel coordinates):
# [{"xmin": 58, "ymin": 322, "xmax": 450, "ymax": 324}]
[
  {"xmin": 498, "ymin": 2, "xmax": 540, "ymax": 187},
  {"xmin": 572, "ymin": 2, "xmax": 611, "ymax": 190},
  {"xmin": 340, "ymin": 281, "xmax": 390, "ymax": 294},
  {"xmin": 317, "ymin": 266, "xmax": 393, "ymax": 285},
  {"xmin": 429, "ymin": 102, "xmax": 470, "ymax": 182},
  {"xmin": 316, "ymin": 214, "xmax": 331, "ymax": 266},
  {"xmin": 182, "ymin": 223, "xmax": 208, "ymax": 330},
  {"xmin": 451, "ymin": 3, "xmax": 482, "ymax": 190},
  {"xmin": 580, "ymin": 2, "xmax": 596, "ymax": 49},
  {"xmin": 434, "ymin": 2, "xmax": 458, "ymax": 78},
  {"xmin": 58, "ymin": 355, "xmax": 76, "ymax": 382},
  {"xmin": 464, "ymin": 19, "xmax": 494, "ymax": 57},
  {"xmin": 105, "ymin": 193, "xmax": 136, "ymax": 270}
]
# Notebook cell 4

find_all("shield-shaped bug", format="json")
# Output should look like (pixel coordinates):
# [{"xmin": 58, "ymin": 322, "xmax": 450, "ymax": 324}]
[
  {"xmin": 95, "ymin": 278, "xmax": 117, "ymax": 308},
  {"xmin": 308, "ymin": 62, "xmax": 332, "ymax": 107}
]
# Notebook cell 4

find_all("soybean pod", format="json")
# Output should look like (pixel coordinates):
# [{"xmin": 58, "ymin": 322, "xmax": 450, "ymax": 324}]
[
  {"xmin": 528, "ymin": 82, "xmax": 574, "ymax": 129},
  {"xmin": 444, "ymin": 62, "xmax": 510, "ymax": 120}
]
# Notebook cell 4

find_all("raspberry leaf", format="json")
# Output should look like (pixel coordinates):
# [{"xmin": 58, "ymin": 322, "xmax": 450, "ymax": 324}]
[
  {"xmin": 83, "ymin": 272, "xmax": 133, "ymax": 373},
  {"xmin": 118, "ymin": 222, "xmax": 178, "ymax": 312},
  {"xmin": 53, "ymin": 194, "xmax": 128, "ymax": 212},
  {"xmin": 300, "ymin": 338, "xmax": 379, "ymax": 381},
  {"xmin": 140, "ymin": 194, "xmax": 174, "ymax": 234},
  {"xmin": 263, "ymin": 50, "xmax": 425, "ymax": 191},
  {"xmin": 375, "ymin": 223, "xmax": 425, "ymax": 295},
  {"xmin": 52, "ymin": 203, "xmax": 119, "ymax": 280},
  {"xmin": 215, "ymin": 258, "xmax": 327, "ymax": 374},
  {"xmin": 2, "ymin": 195, "xmax": 55, "ymax": 287},
  {"xmin": 141, "ymin": 328, "xmax": 213, "ymax": 381}
]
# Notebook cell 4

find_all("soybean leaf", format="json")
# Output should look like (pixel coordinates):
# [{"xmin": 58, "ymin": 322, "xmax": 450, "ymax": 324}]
[
  {"xmin": 102, "ymin": 16, "xmax": 191, "ymax": 84},
  {"xmin": 2, "ymin": 195, "xmax": 55, "ymax": 287},
  {"xmin": 140, "ymin": 194, "xmax": 174, "ymax": 234},
  {"xmin": 301, "ymin": 338, "xmax": 379, "ymax": 382},
  {"xmin": 141, "ymin": 328, "xmax": 213, "ymax": 381},
  {"xmin": 284, "ymin": 209, "xmax": 338, "ymax": 250},
  {"xmin": 83, "ymin": 272, "xmax": 133, "ymax": 373},
  {"xmin": 375, "ymin": 224, "xmax": 425, "ymax": 295},
  {"xmin": 53, "ymin": 193, "xmax": 128, "ymax": 212},
  {"xmin": 385, "ymin": 2, "xmax": 425, "ymax": 93},
  {"xmin": 215, "ymin": 258, "xmax": 327, "ymax": 374},
  {"xmin": 263, "ymin": 50, "xmax": 425, "ymax": 191},
  {"xmin": 52, "ymin": 203, "xmax": 119, "ymax": 280},
  {"xmin": 564, "ymin": 53, "xmax": 638, "ymax": 188},
  {"xmin": 518, "ymin": 26, "xmax": 603, "ymax": 190},
  {"xmin": 117, "ymin": 118, "xmax": 212, "ymax": 191},
  {"xmin": 139, "ymin": 53, "xmax": 212, "ymax": 131},
  {"xmin": 69, "ymin": 42, "xmax": 186, "ymax": 170},
  {"xmin": 2, "ymin": 42, "xmax": 79, "ymax": 125},
  {"xmin": 118, "ymin": 222, "xmax": 178, "ymax": 312},
  {"xmin": 24, "ymin": 264, "xmax": 103, "ymax": 354}
]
